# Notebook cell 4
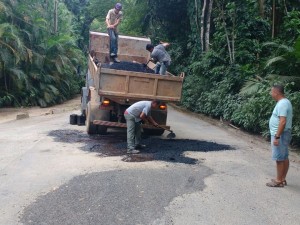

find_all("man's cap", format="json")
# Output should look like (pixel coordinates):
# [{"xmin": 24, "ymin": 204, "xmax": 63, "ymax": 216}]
[{"xmin": 115, "ymin": 3, "xmax": 122, "ymax": 10}]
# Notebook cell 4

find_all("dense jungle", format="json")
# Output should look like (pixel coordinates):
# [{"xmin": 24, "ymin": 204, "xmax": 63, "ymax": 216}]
[{"xmin": 1, "ymin": 0, "xmax": 300, "ymax": 143}]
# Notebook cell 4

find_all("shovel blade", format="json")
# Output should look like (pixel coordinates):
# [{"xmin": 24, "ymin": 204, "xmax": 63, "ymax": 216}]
[{"xmin": 167, "ymin": 132, "xmax": 176, "ymax": 139}]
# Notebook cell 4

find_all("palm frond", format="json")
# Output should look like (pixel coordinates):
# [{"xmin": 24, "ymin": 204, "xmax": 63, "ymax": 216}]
[
  {"xmin": 8, "ymin": 68, "xmax": 27, "ymax": 80},
  {"xmin": 267, "ymin": 74, "xmax": 300, "ymax": 83},
  {"xmin": 240, "ymin": 78, "xmax": 263, "ymax": 95},
  {"xmin": 265, "ymin": 56, "xmax": 286, "ymax": 68},
  {"xmin": 263, "ymin": 42, "xmax": 293, "ymax": 52}
]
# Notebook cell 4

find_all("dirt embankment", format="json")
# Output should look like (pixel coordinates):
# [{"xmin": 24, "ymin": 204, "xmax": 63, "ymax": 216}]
[{"xmin": 0, "ymin": 95, "xmax": 81, "ymax": 124}]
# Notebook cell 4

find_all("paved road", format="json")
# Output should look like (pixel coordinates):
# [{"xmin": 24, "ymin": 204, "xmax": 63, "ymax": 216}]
[{"xmin": 0, "ymin": 106, "xmax": 300, "ymax": 225}]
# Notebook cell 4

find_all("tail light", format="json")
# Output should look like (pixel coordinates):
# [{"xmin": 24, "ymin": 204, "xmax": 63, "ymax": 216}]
[
  {"xmin": 159, "ymin": 104, "xmax": 167, "ymax": 110},
  {"xmin": 102, "ymin": 99, "xmax": 110, "ymax": 106}
]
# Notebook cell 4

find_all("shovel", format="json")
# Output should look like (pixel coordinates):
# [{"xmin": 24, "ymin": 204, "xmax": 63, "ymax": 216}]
[
  {"xmin": 142, "ymin": 60, "xmax": 151, "ymax": 69},
  {"xmin": 155, "ymin": 124, "xmax": 176, "ymax": 139}
]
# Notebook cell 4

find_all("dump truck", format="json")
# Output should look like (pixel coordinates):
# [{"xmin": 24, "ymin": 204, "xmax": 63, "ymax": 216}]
[{"xmin": 81, "ymin": 31, "xmax": 184, "ymax": 135}]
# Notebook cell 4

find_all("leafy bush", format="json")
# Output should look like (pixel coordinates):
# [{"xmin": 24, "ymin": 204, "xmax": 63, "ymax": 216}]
[{"xmin": 231, "ymin": 85, "xmax": 273, "ymax": 134}]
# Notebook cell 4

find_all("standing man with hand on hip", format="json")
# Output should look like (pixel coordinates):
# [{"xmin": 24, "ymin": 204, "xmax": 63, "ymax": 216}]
[
  {"xmin": 106, "ymin": 3, "xmax": 123, "ymax": 63},
  {"xmin": 267, "ymin": 84, "xmax": 293, "ymax": 188},
  {"xmin": 146, "ymin": 42, "xmax": 171, "ymax": 75},
  {"xmin": 124, "ymin": 100, "xmax": 160, "ymax": 154}
]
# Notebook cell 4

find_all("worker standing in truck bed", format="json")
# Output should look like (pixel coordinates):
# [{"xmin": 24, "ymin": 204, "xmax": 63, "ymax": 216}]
[{"xmin": 106, "ymin": 3, "xmax": 123, "ymax": 63}]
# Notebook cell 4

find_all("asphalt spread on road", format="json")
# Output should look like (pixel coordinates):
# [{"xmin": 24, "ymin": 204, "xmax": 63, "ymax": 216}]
[
  {"xmin": 19, "ymin": 129, "xmax": 234, "ymax": 225},
  {"xmin": 20, "ymin": 167, "xmax": 212, "ymax": 225},
  {"xmin": 47, "ymin": 129, "xmax": 234, "ymax": 164}
]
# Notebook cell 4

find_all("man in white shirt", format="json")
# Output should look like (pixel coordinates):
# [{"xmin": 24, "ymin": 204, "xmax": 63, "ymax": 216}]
[
  {"xmin": 124, "ymin": 100, "xmax": 160, "ymax": 154},
  {"xmin": 106, "ymin": 3, "xmax": 123, "ymax": 63}
]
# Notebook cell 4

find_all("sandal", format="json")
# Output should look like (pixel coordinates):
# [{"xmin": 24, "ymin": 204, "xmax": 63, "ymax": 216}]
[
  {"xmin": 266, "ymin": 180, "xmax": 284, "ymax": 188},
  {"xmin": 271, "ymin": 179, "xmax": 287, "ymax": 186}
]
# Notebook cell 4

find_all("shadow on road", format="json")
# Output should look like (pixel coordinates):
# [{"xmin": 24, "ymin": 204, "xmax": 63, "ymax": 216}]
[{"xmin": 48, "ymin": 129, "xmax": 234, "ymax": 164}]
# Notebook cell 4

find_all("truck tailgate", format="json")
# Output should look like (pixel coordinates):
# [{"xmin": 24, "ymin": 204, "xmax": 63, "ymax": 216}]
[{"xmin": 98, "ymin": 67, "xmax": 184, "ymax": 102}]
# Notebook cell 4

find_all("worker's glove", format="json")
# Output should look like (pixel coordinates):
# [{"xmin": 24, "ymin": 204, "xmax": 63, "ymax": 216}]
[{"xmin": 153, "ymin": 123, "xmax": 159, "ymax": 127}]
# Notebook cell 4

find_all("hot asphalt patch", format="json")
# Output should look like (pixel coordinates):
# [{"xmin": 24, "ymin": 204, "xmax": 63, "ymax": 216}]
[
  {"xmin": 20, "ymin": 167, "xmax": 212, "ymax": 225},
  {"xmin": 48, "ymin": 130, "xmax": 234, "ymax": 164}
]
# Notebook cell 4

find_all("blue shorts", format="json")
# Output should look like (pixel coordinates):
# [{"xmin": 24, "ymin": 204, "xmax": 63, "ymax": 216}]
[{"xmin": 271, "ymin": 130, "xmax": 292, "ymax": 161}]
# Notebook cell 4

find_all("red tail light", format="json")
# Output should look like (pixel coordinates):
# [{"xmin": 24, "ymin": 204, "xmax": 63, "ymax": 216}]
[
  {"xmin": 159, "ymin": 104, "xmax": 167, "ymax": 110},
  {"xmin": 102, "ymin": 99, "xmax": 110, "ymax": 106}
]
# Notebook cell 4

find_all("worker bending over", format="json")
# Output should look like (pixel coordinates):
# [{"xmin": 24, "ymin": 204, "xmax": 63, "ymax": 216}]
[
  {"xmin": 146, "ymin": 42, "xmax": 171, "ymax": 75},
  {"xmin": 124, "ymin": 100, "xmax": 160, "ymax": 154}
]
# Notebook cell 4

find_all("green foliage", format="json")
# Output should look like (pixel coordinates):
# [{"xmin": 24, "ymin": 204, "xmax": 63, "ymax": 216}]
[
  {"xmin": 119, "ymin": 0, "xmax": 149, "ymax": 36},
  {"xmin": 144, "ymin": 0, "xmax": 300, "ymax": 144},
  {"xmin": 231, "ymin": 84, "xmax": 273, "ymax": 134},
  {"xmin": 0, "ymin": 0, "xmax": 85, "ymax": 107},
  {"xmin": 1, "ymin": 0, "xmax": 300, "ymax": 145}
]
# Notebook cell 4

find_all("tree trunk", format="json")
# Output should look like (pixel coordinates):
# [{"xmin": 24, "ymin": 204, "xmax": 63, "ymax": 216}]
[
  {"xmin": 194, "ymin": 0, "xmax": 202, "ymax": 45},
  {"xmin": 283, "ymin": 0, "xmax": 288, "ymax": 14},
  {"xmin": 205, "ymin": 0, "xmax": 213, "ymax": 51},
  {"xmin": 200, "ymin": 0, "xmax": 207, "ymax": 52},
  {"xmin": 272, "ymin": 0, "xmax": 275, "ymax": 39},
  {"xmin": 54, "ymin": 0, "xmax": 58, "ymax": 34},
  {"xmin": 231, "ymin": 4, "xmax": 236, "ymax": 63},
  {"xmin": 2, "ymin": 61, "xmax": 8, "ymax": 91},
  {"xmin": 258, "ymin": 0, "xmax": 265, "ymax": 18},
  {"xmin": 218, "ymin": 3, "xmax": 233, "ymax": 64}
]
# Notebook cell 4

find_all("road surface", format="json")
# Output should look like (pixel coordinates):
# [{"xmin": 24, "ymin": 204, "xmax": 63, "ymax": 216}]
[{"xmin": 0, "ymin": 102, "xmax": 300, "ymax": 225}]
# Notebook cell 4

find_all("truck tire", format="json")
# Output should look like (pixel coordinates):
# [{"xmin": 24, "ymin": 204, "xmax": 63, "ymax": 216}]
[
  {"xmin": 86, "ymin": 102, "xmax": 108, "ymax": 135},
  {"xmin": 97, "ymin": 125, "xmax": 107, "ymax": 135},
  {"xmin": 86, "ymin": 103, "xmax": 98, "ymax": 135},
  {"xmin": 143, "ymin": 128, "xmax": 165, "ymax": 136}
]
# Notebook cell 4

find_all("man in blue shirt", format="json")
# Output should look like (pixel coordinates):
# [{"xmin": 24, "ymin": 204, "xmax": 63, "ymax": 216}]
[
  {"xmin": 267, "ymin": 85, "xmax": 293, "ymax": 187},
  {"xmin": 146, "ymin": 42, "xmax": 171, "ymax": 75}
]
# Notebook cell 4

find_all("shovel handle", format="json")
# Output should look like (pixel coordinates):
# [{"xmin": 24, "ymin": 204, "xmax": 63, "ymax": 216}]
[{"xmin": 154, "ymin": 124, "xmax": 173, "ymax": 132}]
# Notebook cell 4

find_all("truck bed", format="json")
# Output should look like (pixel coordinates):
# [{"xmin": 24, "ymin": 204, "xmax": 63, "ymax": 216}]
[{"xmin": 89, "ymin": 55, "xmax": 184, "ymax": 102}]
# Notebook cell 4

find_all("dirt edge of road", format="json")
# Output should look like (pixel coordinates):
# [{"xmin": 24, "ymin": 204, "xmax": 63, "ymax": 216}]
[{"xmin": 0, "ymin": 95, "xmax": 81, "ymax": 124}]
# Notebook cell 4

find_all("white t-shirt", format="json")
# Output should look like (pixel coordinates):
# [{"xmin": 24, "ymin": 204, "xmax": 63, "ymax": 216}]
[
  {"xmin": 126, "ymin": 101, "xmax": 152, "ymax": 122},
  {"xmin": 106, "ymin": 9, "xmax": 123, "ymax": 32}
]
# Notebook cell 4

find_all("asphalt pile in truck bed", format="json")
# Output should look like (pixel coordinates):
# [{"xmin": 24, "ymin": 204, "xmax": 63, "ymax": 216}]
[{"xmin": 101, "ymin": 61, "xmax": 155, "ymax": 74}]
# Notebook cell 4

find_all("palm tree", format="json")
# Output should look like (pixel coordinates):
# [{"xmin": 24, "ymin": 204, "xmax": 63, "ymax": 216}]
[{"xmin": 241, "ymin": 37, "xmax": 300, "ymax": 95}]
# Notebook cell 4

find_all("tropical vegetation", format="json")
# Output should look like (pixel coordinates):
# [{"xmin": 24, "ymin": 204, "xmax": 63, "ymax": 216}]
[{"xmin": 1, "ymin": 0, "xmax": 300, "ymax": 144}]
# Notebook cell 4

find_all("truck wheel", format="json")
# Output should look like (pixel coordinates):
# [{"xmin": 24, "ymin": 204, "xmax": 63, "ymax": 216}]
[
  {"xmin": 86, "ymin": 102, "xmax": 108, "ymax": 135},
  {"xmin": 86, "ymin": 104, "xmax": 98, "ymax": 135},
  {"xmin": 97, "ymin": 125, "xmax": 107, "ymax": 135},
  {"xmin": 143, "ymin": 128, "xmax": 165, "ymax": 136}
]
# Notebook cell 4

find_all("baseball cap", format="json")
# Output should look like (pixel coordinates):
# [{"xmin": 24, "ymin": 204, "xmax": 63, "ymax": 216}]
[{"xmin": 115, "ymin": 3, "xmax": 122, "ymax": 10}]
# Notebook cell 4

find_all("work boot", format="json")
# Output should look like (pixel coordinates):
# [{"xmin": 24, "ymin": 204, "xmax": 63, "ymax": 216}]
[
  {"xmin": 113, "ymin": 58, "xmax": 120, "ymax": 63},
  {"xmin": 135, "ymin": 144, "xmax": 146, "ymax": 150},
  {"xmin": 110, "ymin": 53, "xmax": 117, "ymax": 57},
  {"xmin": 127, "ymin": 149, "xmax": 140, "ymax": 154}
]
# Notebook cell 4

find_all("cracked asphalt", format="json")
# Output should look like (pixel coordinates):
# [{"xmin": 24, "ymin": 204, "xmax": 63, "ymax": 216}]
[{"xmin": 1, "ymin": 103, "xmax": 300, "ymax": 225}]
